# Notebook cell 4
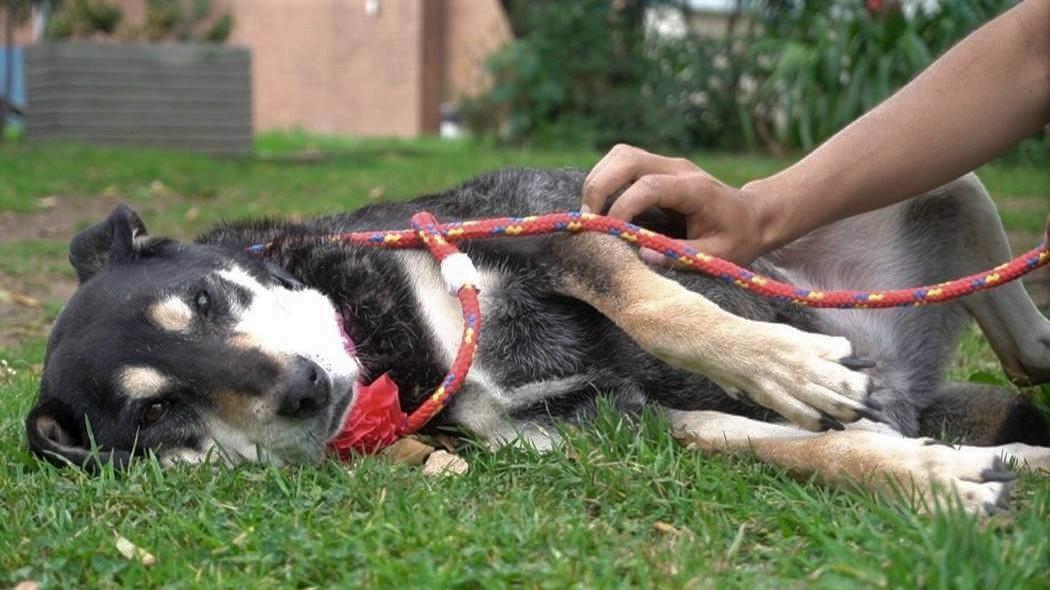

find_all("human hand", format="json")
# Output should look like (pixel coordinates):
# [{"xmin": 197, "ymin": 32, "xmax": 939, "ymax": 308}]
[{"xmin": 581, "ymin": 144, "xmax": 772, "ymax": 266}]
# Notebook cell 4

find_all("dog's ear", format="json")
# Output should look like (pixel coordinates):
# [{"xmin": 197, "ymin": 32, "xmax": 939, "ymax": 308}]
[
  {"xmin": 69, "ymin": 204, "xmax": 149, "ymax": 284},
  {"xmin": 25, "ymin": 397, "xmax": 133, "ymax": 471}
]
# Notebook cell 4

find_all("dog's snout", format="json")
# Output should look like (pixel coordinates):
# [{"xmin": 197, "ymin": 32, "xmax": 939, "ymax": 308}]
[{"xmin": 276, "ymin": 357, "xmax": 330, "ymax": 419}]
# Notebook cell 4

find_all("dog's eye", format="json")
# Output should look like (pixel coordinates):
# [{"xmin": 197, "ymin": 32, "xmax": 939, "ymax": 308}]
[
  {"xmin": 194, "ymin": 290, "xmax": 211, "ymax": 316},
  {"xmin": 141, "ymin": 402, "xmax": 167, "ymax": 425}
]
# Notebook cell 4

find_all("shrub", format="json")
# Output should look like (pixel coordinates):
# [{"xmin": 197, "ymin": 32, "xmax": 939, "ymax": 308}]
[
  {"xmin": 751, "ymin": 0, "xmax": 1019, "ymax": 150},
  {"xmin": 467, "ymin": 0, "xmax": 1038, "ymax": 156},
  {"xmin": 46, "ymin": 0, "xmax": 233, "ymax": 43},
  {"xmin": 463, "ymin": 0, "xmax": 757, "ymax": 151},
  {"xmin": 46, "ymin": 0, "xmax": 123, "ymax": 39}
]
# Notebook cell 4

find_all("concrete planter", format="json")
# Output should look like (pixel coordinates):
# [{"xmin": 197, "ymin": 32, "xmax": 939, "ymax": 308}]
[{"xmin": 24, "ymin": 41, "xmax": 252, "ymax": 156}]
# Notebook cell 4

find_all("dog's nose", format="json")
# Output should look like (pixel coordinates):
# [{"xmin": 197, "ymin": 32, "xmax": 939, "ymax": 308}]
[{"xmin": 276, "ymin": 357, "xmax": 330, "ymax": 419}]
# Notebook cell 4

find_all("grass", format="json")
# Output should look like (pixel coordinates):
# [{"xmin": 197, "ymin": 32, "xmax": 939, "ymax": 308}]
[{"xmin": 0, "ymin": 134, "xmax": 1048, "ymax": 587}]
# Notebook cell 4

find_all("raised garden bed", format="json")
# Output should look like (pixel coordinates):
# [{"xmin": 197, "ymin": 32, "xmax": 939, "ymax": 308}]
[{"xmin": 24, "ymin": 41, "xmax": 251, "ymax": 156}]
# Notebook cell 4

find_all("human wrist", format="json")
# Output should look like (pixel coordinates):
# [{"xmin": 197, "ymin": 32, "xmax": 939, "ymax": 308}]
[{"xmin": 741, "ymin": 176, "xmax": 793, "ymax": 256}]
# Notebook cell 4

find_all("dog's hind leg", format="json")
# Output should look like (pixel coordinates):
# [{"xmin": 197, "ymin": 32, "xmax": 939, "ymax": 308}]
[
  {"xmin": 929, "ymin": 175, "xmax": 1050, "ymax": 386},
  {"xmin": 919, "ymin": 380, "xmax": 1050, "ymax": 472},
  {"xmin": 547, "ymin": 233, "xmax": 878, "ymax": 432},
  {"xmin": 920, "ymin": 381, "xmax": 1050, "ymax": 446},
  {"xmin": 766, "ymin": 173, "xmax": 1049, "ymax": 432},
  {"xmin": 667, "ymin": 409, "xmax": 1014, "ymax": 515}
]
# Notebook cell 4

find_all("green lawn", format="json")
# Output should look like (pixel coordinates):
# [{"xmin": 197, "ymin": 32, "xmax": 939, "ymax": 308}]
[{"xmin": 0, "ymin": 135, "xmax": 1048, "ymax": 588}]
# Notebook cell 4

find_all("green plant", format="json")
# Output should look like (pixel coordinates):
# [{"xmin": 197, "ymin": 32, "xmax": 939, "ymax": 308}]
[
  {"xmin": 463, "ymin": 0, "xmax": 757, "ymax": 151},
  {"xmin": 45, "ymin": 0, "xmax": 122, "ymax": 39},
  {"xmin": 144, "ymin": 0, "xmax": 230, "ymax": 43},
  {"xmin": 750, "ymin": 0, "xmax": 1019, "ymax": 150},
  {"xmin": 45, "ymin": 0, "xmax": 232, "ymax": 43}
]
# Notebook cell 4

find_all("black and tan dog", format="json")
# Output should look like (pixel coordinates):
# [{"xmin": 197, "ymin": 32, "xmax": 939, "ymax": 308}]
[{"xmin": 26, "ymin": 168, "xmax": 1050, "ymax": 514}]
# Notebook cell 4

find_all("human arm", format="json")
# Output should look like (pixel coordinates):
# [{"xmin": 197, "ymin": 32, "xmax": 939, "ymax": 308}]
[{"xmin": 581, "ymin": 0, "xmax": 1050, "ymax": 264}]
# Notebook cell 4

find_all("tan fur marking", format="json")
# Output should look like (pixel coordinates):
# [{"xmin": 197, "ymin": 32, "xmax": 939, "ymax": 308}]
[
  {"xmin": 212, "ymin": 390, "xmax": 273, "ymax": 428},
  {"xmin": 119, "ymin": 366, "xmax": 171, "ymax": 399},
  {"xmin": 36, "ymin": 415, "xmax": 76, "ymax": 446},
  {"xmin": 148, "ymin": 297, "xmax": 193, "ymax": 332},
  {"xmin": 552, "ymin": 234, "xmax": 869, "ymax": 432},
  {"xmin": 228, "ymin": 333, "xmax": 258, "ymax": 350}
]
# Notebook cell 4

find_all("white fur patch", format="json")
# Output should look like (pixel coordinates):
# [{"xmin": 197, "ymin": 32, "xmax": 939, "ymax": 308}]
[
  {"xmin": 119, "ymin": 366, "xmax": 171, "ymax": 399},
  {"xmin": 398, "ymin": 251, "xmax": 500, "ymax": 362},
  {"xmin": 148, "ymin": 297, "xmax": 193, "ymax": 332},
  {"xmin": 399, "ymin": 252, "xmax": 550, "ymax": 446},
  {"xmin": 216, "ymin": 266, "xmax": 358, "ymax": 384}
]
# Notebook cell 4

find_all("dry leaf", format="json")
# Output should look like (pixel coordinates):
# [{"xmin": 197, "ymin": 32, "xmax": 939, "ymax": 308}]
[
  {"xmin": 184, "ymin": 206, "xmax": 201, "ymax": 221},
  {"xmin": 368, "ymin": 186, "xmax": 385, "ymax": 200},
  {"xmin": 115, "ymin": 534, "xmax": 157, "ymax": 566},
  {"xmin": 37, "ymin": 196, "xmax": 59, "ymax": 209},
  {"xmin": 381, "ymin": 436, "xmax": 435, "ymax": 466},
  {"xmin": 232, "ymin": 526, "xmax": 254, "ymax": 547},
  {"xmin": 652, "ymin": 521, "xmax": 680, "ymax": 535},
  {"xmin": 149, "ymin": 180, "xmax": 169, "ymax": 196},
  {"xmin": 0, "ymin": 289, "xmax": 43, "ymax": 308},
  {"xmin": 422, "ymin": 450, "xmax": 469, "ymax": 477}
]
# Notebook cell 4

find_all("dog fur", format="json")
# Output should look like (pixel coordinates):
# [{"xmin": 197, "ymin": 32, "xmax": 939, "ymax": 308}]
[{"xmin": 25, "ymin": 168, "xmax": 1050, "ymax": 515}]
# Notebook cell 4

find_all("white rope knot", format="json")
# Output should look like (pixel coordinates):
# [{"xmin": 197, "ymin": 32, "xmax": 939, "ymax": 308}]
[{"xmin": 440, "ymin": 252, "xmax": 480, "ymax": 295}]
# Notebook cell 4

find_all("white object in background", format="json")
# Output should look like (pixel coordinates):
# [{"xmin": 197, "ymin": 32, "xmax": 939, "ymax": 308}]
[
  {"xmin": 365, "ymin": 0, "xmax": 381, "ymax": 17},
  {"xmin": 440, "ymin": 102, "xmax": 464, "ymax": 139}
]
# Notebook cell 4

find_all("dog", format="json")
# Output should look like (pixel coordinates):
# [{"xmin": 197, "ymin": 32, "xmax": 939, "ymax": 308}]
[{"xmin": 25, "ymin": 167, "xmax": 1050, "ymax": 515}]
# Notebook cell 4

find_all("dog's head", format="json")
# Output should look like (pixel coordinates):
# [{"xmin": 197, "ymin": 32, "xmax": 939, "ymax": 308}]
[{"xmin": 26, "ymin": 205, "xmax": 359, "ymax": 468}]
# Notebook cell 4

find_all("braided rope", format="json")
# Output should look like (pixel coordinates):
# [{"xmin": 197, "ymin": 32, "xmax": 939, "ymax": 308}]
[
  {"xmin": 311, "ymin": 211, "xmax": 1048, "ymax": 309},
  {"xmin": 249, "ymin": 210, "xmax": 1048, "ymax": 453},
  {"xmin": 402, "ymin": 212, "xmax": 482, "ymax": 434}
]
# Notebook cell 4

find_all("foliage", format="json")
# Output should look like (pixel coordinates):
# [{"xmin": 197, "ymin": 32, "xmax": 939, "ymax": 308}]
[
  {"xmin": 142, "ymin": 0, "xmax": 231, "ymax": 43},
  {"xmin": 463, "ymin": 0, "xmax": 759, "ymax": 151},
  {"xmin": 46, "ymin": 0, "xmax": 232, "ymax": 43},
  {"xmin": 45, "ymin": 0, "xmax": 121, "ymax": 39},
  {"xmin": 751, "ymin": 0, "xmax": 1021, "ymax": 150},
  {"xmin": 469, "ymin": 0, "xmax": 1036, "ymax": 155}
]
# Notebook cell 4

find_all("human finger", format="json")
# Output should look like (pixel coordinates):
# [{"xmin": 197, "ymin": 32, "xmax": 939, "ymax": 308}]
[
  {"xmin": 581, "ymin": 144, "xmax": 697, "ymax": 215},
  {"xmin": 605, "ymin": 173, "xmax": 711, "ymax": 223}
]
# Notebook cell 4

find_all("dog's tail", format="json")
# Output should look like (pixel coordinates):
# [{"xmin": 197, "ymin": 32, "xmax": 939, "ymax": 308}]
[{"xmin": 919, "ymin": 382, "xmax": 1050, "ymax": 446}]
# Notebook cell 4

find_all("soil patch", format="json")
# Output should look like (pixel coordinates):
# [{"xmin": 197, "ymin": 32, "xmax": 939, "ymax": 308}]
[
  {"xmin": 0, "ymin": 195, "xmax": 168, "ymax": 348},
  {"xmin": 0, "ymin": 195, "xmax": 127, "ymax": 246},
  {"xmin": 0, "ymin": 272, "xmax": 77, "ymax": 349}
]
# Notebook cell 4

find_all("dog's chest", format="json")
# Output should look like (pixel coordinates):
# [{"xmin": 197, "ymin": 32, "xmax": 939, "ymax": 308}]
[
  {"xmin": 396, "ymin": 251, "xmax": 504, "ymax": 366},
  {"xmin": 392, "ymin": 251, "xmax": 593, "ymax": 445}
]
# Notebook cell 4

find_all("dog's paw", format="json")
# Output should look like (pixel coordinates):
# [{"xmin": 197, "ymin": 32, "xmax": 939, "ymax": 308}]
[
  {"xmin": 704, "ymin": 323, "xmax": 877, "ymax": 432},
  {"xmin": 623, "ymin": 292, "xmax": 877, "ymax": 432},
  {"xmin": 886, "ymin": 439, "xmax": 1015, "ymax": 516}
]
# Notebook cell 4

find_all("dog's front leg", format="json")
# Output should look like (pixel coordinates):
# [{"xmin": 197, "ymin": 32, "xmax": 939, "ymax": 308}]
[
  {"xmin": 550, "ymin": 233, "xmax": 877, "ymax": 431},
  {"xmin": 667, "ymin": 410, "xmax": 1014, "ymax": 515}
]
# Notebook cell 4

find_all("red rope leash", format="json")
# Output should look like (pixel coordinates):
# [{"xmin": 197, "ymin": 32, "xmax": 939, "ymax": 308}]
[
  {"xmin": 326, "ymin": 212, "xmax": 482, "ymax": 458},
  {"xmin": 249, "ymin": 210, "xmax": 1048, "ymax": 457}
]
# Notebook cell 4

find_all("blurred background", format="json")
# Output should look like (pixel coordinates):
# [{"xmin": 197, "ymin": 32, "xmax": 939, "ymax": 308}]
[
  {"xmin": 1, "ymin": 0, "xmax": 1046, "ymax": 157},
  {"xmin": 0, "ymin": 0, "xmax": 1046, "ymax": 346}
]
